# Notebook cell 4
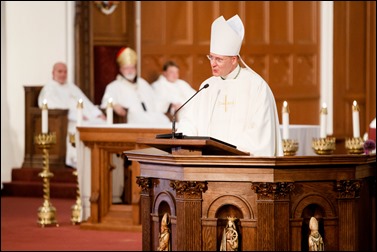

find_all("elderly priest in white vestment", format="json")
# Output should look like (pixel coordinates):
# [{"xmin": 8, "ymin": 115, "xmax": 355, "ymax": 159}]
[
  {"xmin": 38, "ymin": 62, "xmax": 106, "ymax": 168},
  {"xmin": 100, "ymin": 47, "xmax": 171, "ymax": 124},
  {"xmin": 177, "ymin": 15, "xmax": 283, "ymax": 157}
]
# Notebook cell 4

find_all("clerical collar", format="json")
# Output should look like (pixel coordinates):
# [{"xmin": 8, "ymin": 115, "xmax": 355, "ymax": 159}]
[{"xmin": 220, "ymin": 65, "xmax": 241, "ymax": 80}]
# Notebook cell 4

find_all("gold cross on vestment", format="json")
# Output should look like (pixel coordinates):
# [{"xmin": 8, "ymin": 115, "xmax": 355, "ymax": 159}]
[{"xmin": 220, "ymin": 95, "xmax": 235, "ymax": 112}]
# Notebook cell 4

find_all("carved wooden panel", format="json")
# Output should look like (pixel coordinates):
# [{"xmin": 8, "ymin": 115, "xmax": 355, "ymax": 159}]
[
  {"xmin": 75, "ymin": 1, "xmax": 135, "ymax": 103},
  {"xmin": 333, "ymin": 1, "xmax": 376, "ymax": 139},
  {"xmin": 92, "ymin": 2, "xmax": 133, "ymax": 45}
]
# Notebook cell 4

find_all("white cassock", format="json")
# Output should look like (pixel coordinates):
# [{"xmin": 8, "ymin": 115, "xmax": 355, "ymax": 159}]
[
  {"xmin": 100, "ymin": 74, "xmax": 170, "ymax": 124},
  {"xmin": 38, "ymin": 79, "xmax": 106, "ymax": 167},
  {"xmin": 151, "ymin": 75, "xmax": 196, "ymax": 117},
  {"xmin": 177, "ymin": 65, "xmax": 283, "ymax": 157}
]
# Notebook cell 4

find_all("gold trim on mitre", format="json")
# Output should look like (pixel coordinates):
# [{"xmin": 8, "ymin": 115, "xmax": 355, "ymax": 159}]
[{"xmin": 116, "ymin": 47, "xmax": 137, "ymax": 67}]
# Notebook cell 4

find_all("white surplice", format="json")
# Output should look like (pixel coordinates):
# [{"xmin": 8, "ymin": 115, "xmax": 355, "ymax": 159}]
[
  {"xmin": 177, "ymin": 65, "xmax": 283, "ymax": 157},
  {"xmin": 151, "ymin": 75, "xmax": 196, "ymax": 115},
  {"xmin": 38, "ymin": 80, "xmax": 106, "ymax": 167},
  {"xmin": 100, "ymin": 74, "xmax": 170, "ymax": 124}
]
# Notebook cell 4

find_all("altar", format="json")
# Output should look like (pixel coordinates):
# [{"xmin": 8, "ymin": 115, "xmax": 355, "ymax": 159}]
[{"xmin": 76, "ymin": 123, "xmax": 170, "ymax": 231}]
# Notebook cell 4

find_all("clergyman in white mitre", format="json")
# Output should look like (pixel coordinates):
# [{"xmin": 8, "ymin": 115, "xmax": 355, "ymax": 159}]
[{"xmin": 177, "ymin": 14, "xmax": 283, "ymax": 157}]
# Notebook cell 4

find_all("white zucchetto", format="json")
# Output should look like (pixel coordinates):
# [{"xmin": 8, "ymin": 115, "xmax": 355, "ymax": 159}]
[{"xmin": 210, "ymin": 15, "xmax": 245, "ymax": 56}]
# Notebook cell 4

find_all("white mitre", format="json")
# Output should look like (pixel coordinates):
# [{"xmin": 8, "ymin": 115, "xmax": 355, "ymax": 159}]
[{"xmin": 210, "ymin": 15, "xmax": 245, "ymax": 56}]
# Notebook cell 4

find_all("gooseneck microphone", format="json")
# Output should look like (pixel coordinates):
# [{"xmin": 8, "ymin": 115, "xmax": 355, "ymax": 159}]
[{"xmin": 172, "ymin": 83, "xmax": 210, "ymax": 139}]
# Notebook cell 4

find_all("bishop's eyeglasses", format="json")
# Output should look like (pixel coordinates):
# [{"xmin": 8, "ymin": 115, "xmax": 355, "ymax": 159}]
[{"xmin": 206, "ymin": 55, "xmax": 229, "ymax": 65}]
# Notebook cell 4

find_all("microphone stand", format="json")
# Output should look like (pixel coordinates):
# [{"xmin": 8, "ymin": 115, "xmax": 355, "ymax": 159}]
[
  {"xmin": 172, "ymin": 115, "xmax": 177, "ymax": 139},
  {"xmin": 171, "ymin": 83, "xmax": 210, "ymax": 139}
]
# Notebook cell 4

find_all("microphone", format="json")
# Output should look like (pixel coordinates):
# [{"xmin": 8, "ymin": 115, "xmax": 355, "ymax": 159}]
[{"xmin": 171, "ymin": 83, "xmax": 210, "ymax": 139}]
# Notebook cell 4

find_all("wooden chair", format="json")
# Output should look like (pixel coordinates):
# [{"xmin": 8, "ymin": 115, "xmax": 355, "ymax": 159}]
[{"xmin": 22, "ymin": 85, "xmax": 68, "ymax": 169}]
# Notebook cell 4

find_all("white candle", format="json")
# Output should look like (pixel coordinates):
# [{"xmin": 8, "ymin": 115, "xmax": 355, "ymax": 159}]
[
  {"xmin": 352, "ymin": 100, "xmax": 360, "ymax": 138},
  {"xmin": 106, "ymin": 98, "xmax": 113, "ymax": 125},
  {"xmin": 77, "ymin": 98, "xmax": 83, "ymax": 126},
  {"xmin": 41, "ymin": 99, "xmax": 48, "ymax": 134},
  {"xmin": 320, "ymin": 102, "xmax": 327, "ymax": 138},
  {"xmin": 282, "ymin": 101, "xmax": 290, "ymax": 140}
]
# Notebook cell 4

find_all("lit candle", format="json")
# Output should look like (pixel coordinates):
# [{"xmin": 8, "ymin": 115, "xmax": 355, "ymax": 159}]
[
  {"xmin": 320, "ymin": 102, "xmax": 327, "ymax": 138},
  {"xmin": 41, "ymin": 99, "xmax": 48, "ymax": 134},
  {"xmin": 352, "ymin": 100, "xmax": 360, "ymax": 138},
  {"xmin": 77, "ymin": 98, "xmax": 83, "ymax": 126},
  {"xmin": 282, "ymin": 101, "xmax": 290, "ymax": 140},
  {"xmin": 106, "ymin": 98, "xmax": 113, "ymax": 125}
]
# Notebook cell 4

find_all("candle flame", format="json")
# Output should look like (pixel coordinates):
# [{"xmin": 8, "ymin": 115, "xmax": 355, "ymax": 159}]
[
  {"xmin": 282, "ymin": 101, "xmax": 289, "ymax": 113},
  {"xmin": 42, "ymin": 99, "xmax": 48, "ymax": 109},
  {"xmin": 77, "ymin": 98, "xmax": 84, "ymax": 109},
  {"xmin": 107, "ymin": 98, "xmax": 113, "ymax": 108},
  {"xmin": 352, "ymin": 100, "xmax": 359, "ymax": 112},
  {"xmin": 320, "ymin": 103, "xmax": 328, "ymax": 115}
]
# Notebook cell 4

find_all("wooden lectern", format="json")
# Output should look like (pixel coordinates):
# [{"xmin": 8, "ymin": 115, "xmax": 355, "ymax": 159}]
[{"xmin": 125, "ymin": 138, "xmax": 376, "ymax": 251}]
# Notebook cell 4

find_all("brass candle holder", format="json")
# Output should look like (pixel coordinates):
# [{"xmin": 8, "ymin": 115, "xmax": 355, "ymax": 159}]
[
  {"xmin": 68, "ymin": 132, "xmax": 76, "ymax": 147},
  {"xmin": 68, "ymin": 132, "xmax": 82, "ymax": 224},
  {"xmin": 71, "ymin": 170, "xmax": 82, "ymax": 224},
  {"xmin": 312, "ymin": 136, "xmax": 336, "ymax": 155},
  {"xmin": 345, "ymin": 137, "xmax": 364, "ymax": 154},
  {"xmin": 282, "ymin": 139, "xmax": 299, "ymax": 156},
  {"xmin": 34, "ymin": 132, "xmax": 59, "ymax": 227}
]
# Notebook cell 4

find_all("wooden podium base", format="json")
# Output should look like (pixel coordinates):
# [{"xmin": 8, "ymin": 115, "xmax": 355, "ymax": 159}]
[{"xmin": 80, "ymin": 204, "xmax": 142, "ymax": 232}]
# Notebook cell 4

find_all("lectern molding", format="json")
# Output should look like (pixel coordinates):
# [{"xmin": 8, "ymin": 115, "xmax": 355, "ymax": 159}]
[{"xmin": 136, "ymin": 137, "xmax": 249, "ymax": 156}]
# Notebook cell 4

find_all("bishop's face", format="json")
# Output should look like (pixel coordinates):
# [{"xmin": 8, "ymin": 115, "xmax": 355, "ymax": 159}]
[
  {"xmin": 207, "ymin": 53, "xmax": 238, "ymax": 78},
  {"xmin": 119, "ymin": 64, "xmax": 137, "ymax": 81}
]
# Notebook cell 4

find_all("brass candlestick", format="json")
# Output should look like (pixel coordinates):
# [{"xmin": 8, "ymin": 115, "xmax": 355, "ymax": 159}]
[
  {"xmin": 312, "ymin": 136, "xmax": 336, "ymax": 155},
  {"xmin": 345, "ymin": 137, "xmax": 364, "ymax": 154},
  {"xmin": 282, "ymin": 139, "xmax": 299, "ymax": 156},
  {"xmin": 34, "ymin": 132, "xmax": 59, "ymax": 227},
  {"xmin": 68, "ymin": 132, "xmax": 82, "ymax": 224},
  {"xmin": 71, "ymin": 170, "xmax": 82, "ymax": 224}
]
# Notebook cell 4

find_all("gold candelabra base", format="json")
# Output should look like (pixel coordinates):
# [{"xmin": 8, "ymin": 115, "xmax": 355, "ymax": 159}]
[
  {"xmin": 312, "ymin": 137, "xmax": 336, "ymax": 155},
  {"xmin": 71, "ymin": 170, "xmax": 82, "ymax": 225},
  {"xmin": 345, "ymin": 137, "xmax": 364, "ymax": 154},
  {"xmin": 68, "ymin": 132, "xmax": 76, "ymax": 147},
  {"xmin": 282, "ymin": 139, "xmax": 299, "ymax": 156},
  {"xmin": 35, "ymin": 132, "xmax": 58, "ymax": 227},
  {"xmin": 37, "ymin": 200, "xmax": 59, "ymax": 227}
]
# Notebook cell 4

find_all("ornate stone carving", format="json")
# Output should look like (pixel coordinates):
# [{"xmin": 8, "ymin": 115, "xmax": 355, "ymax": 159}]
[
  {"xmin": 251, "ymin": 182, "xmax": 295, "ymax": 200},
  {"xmin": 137, "ymin": 176, "xmax": 152, "ymax": 194},
  {"xmin": 336, "ymin": 180, "xmax": 361, "ymax": 199},
  {"xmin": 170, "ymin": 180, "xmax": 208, "ymax": 198}
]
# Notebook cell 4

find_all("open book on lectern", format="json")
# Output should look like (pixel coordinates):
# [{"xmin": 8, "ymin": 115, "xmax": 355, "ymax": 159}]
[{"xmin": 155, "ymin": 133, "xmax": 237, "ymax": 149}]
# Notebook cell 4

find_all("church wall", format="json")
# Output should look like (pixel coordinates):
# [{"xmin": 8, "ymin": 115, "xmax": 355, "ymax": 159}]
[{"xmin": 1, "ymin": 1, "xmax": 73, "ymax": 184}]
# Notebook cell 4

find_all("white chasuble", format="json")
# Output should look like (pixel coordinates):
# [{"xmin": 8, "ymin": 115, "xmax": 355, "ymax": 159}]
[{"xmin": 178, "ymin": 66, "xmax": 283, "ymax": 157}]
